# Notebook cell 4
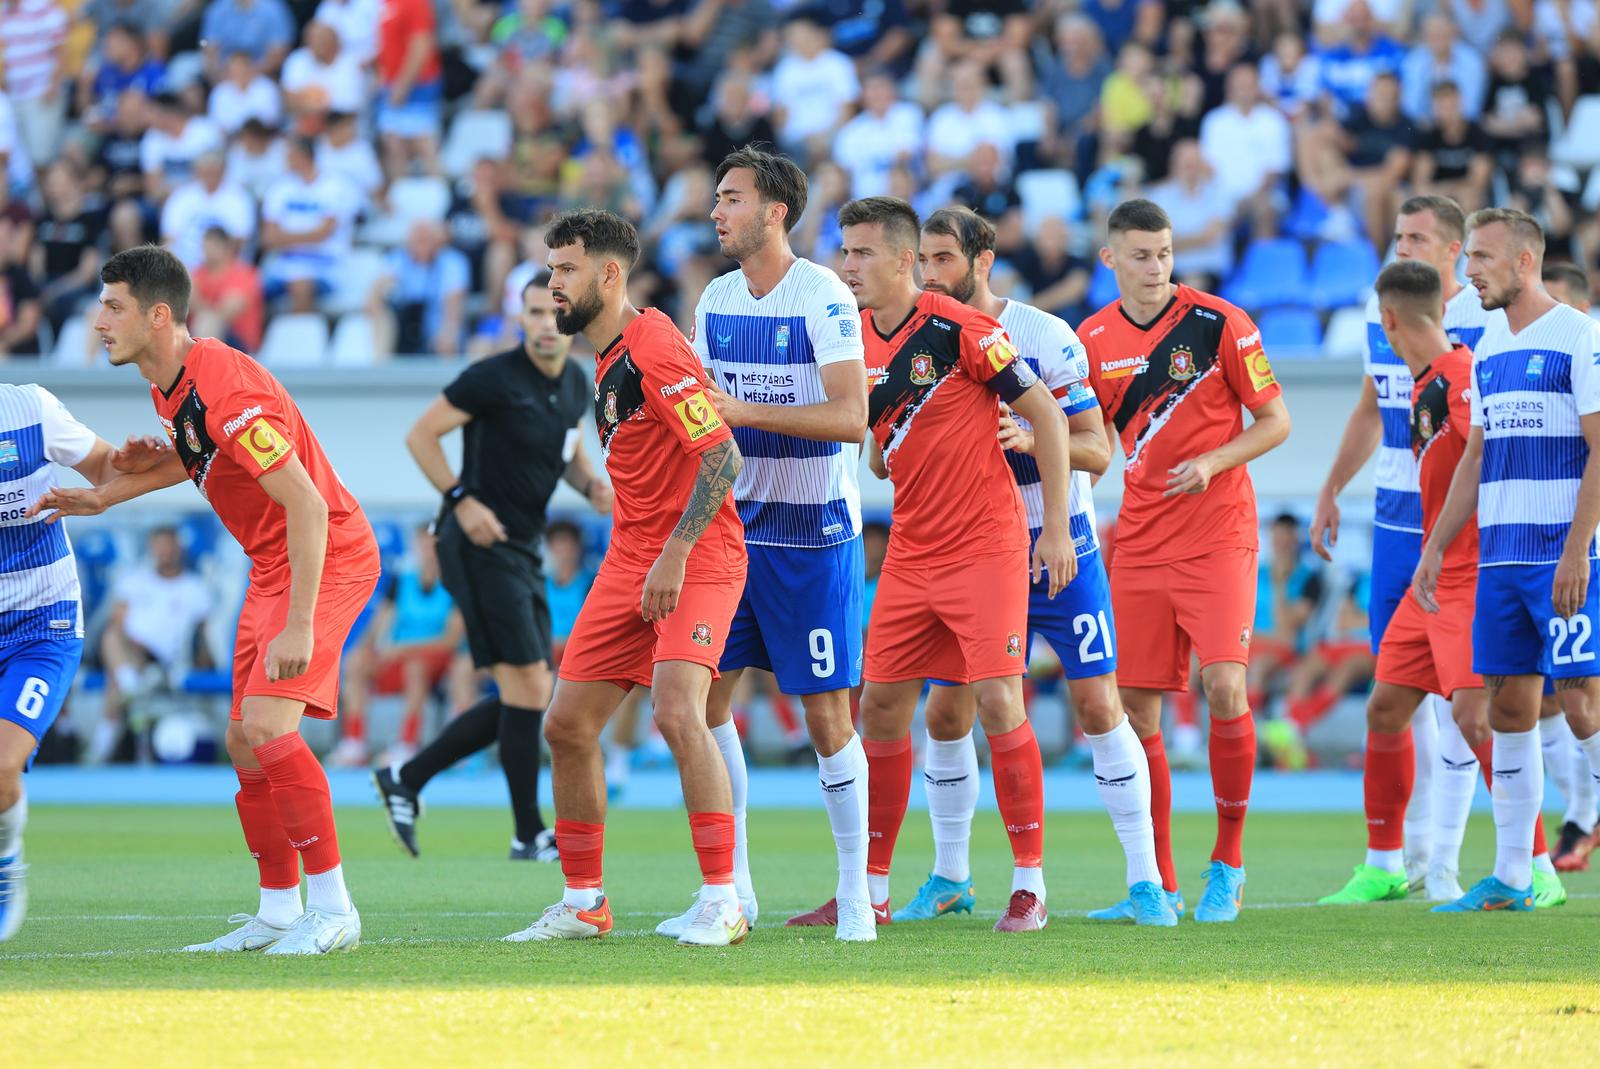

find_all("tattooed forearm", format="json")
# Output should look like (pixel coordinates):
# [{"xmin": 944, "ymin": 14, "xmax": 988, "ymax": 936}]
[{"xmin": 671, "ymin": 441, "xmax": 743, "ymax": 549}]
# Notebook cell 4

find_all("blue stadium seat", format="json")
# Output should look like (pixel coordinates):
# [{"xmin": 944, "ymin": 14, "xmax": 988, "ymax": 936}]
[
  {"xmin": 1307, "ymin": 241, "xmax": 1379, "ymax": 311},
  {"xmin": 1088, "ymin": 260, "xmax": 1119, "ymax": 310},
  {"xmin": 1223, "ymin": 238, "xmax": 1309, "ymax": 311},
  {"xmin": 1258, "ymin": 307, "xmax": 1324, "ymax": 356}
]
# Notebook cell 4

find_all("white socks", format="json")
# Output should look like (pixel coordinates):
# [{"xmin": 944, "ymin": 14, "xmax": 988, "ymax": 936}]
[
  {"xmin": 258, "ymin": 885, "xmax": 303, "ymax": 927},
  {"xmin": 1365, "ymin": 848, "xmax": 1403, "ymax": 873},
  {"xmin": 1012, "ymin": 864, "xmax": 1046, "ymax": 902},
  {"xmin": 698, "ymin": 882, "xmax": 738, "ymax": 904},
  {"xmin": 709, "ymin": 720, "xmax": 752, "ymax": 899},
  {"xmin": 0, "ymin": 791, "xmax": 25, "ymax": 860},
  {"xmin": 1432, "ymin": 706, "xmax": 1480, "ymax": 873},
  {"xmin": 1085, "ymin": 718, "xmax": 1161, "ymax": 888},
  {"xmin": 1543, "ymin": 715, "xmax": 1598, "ymax": 832},
  {"xmin": 817, "ymin": 734, "xmax": 870, "ymax": 902},
  {"xmin": 564, "ymin": 885, "xmax": 601, "ymax": 909},
  {"xmin": 924, "ymin": 731, "xmax": 979, "ymax": 883},
  {"xmin": 1490, "ymin": 727, "xmax": 1542, "ymax": 890},
  {"xmin": 306, "ymin": 864, "xmax": 353, "ymax": 914},
  {"xmin": 1578, "ymin": 730, "xmax": 1600, "ymax": 832},
  {"xmin": 1404, "ymin": 695, "xmax": 1438, "ymax": 862}
]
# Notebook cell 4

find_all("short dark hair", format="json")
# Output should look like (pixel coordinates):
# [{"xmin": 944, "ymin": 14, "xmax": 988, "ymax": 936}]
[
  {"xmin": 202, "ymin": 225, "xmax": 232, "ymax": 244},
  {"xmin": 922, "ymin": 206, "xmax": 996, "ymax": 262},
  {"xmin": 1374, "ymin": 259, "xmax": 1444, "ymax": 320},
  {"xmin": 520, "ymin": 272, "xmax": 552, "ymax": 302},
  {"xmin": 1272, "ymin": 511, "xmax": 1300, "ymax": 529},
  {"xmin": 546, "ymin": 519, "xmax": 582, "ymax": 543},
  {"xmin": 1107, "ymin": 198, "xmax": 1172, "ymax": 235},
  {"xmin": 838, "ymin": 196, "xmax": 921, "ymax": 251},
  {"xmin": 1398, "ymin": 194, "xmax": 1466, "ymax": 244},
  {"xmin": 1543, "ymin": 261, "xmax": 1589, "ymax": 293},
  {"xmin": 715, "ymin": 146, "xmax": 808, "ymax": 233},
  {"xmin": 544, "ymin": 209, "xmax": 641, "ymax": 269},
  {"xmin": 101, "ymin": 244, "xmax": 191, "ymax": 320}
]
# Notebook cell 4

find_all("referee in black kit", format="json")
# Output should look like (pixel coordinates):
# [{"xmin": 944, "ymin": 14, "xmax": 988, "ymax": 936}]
[{"xmin": 373, "ymin": 276, "xmax": 611, "ymax": 860}]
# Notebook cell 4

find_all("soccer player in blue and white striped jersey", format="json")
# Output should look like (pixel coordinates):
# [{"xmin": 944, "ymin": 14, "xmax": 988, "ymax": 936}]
[
  {"xmin": 890, "ymin": 206, "xmax": 1171, "ymax": 927},
  {"xmin": 0, "ymin": 384, "xmax": 131, "ymax": 942},
  {"xmin": 651, "ymin": 147, "xmax": 875, "ymax": 942},
  {"xmin": 1310, "ymin": 195, "xmax": 1492, "ymax": 899},
  {"xmin": 1417, "ymin": 207, "xmax": 1600, "ymax": 912}
]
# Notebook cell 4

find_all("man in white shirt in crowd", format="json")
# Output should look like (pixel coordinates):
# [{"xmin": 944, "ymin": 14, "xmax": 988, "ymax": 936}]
[
  {"xmin": 282, "ymin": 20, "xmax": 368, "ymax": 128},
  {"xmin": 208, "ymin": 50, "xmax": 283, "ymax": 135},
  {"xmin": 833, "ymin": 70, "xmax": 925, "ymax": 199},
  {"xmin": 160, "ymin": 149, "xmax": 257, "ymax": 269},
  {"xmin": 1198, "ymin": 63, "xmax": 1291, "ymax": 219},
  {"xmin": 315, "ymin": 111, "xmax": 383, "ymax": 214},
  {"xmin": 140, "ymin": 92, "xmax": 225, "ymax": 204},
  {"xmin": 260, "ymin": 135, "xmax": 358, "ymax": 313},
  {"xmin": 1150, "ymin": 139, "xmax": 1235, "ymax": 291},
  {"xmin": 926, "ymin": 61, "xmax": 1018, "ymax": 177},
  {"xmin": 770, "ymin": 14, "xmax": 859, "ymax": 163}
]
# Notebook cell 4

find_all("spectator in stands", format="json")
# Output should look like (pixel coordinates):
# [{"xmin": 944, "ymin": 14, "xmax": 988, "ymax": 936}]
[
  {"xmin": 78, "ymin": 22, "xmax": 165, "ymax": 132},
  {"xmin": 316, "ymin": 110, "xmax": 384, "ymax": 213},
  {"xmin": 641, "ymin": 159, "xmax": 719, "ymax": 307},
  {"xmin": 1130, "ymin": 71, "xmax": 1204, "ymax": 185},
  {"xmin": 1193, "ymin": 0, "xmax": 1256, "ymax": 114},
  {"xmin": 1482, "ymin": 31, "xmax": 1557, "ymax": 171},
  {"xmin": 1313, "ymin": 70, "xmax": 1413, "ymax": 250},
  {"xmin": 90, "ymin": 526, "xmax": 213, "ymax": 764},
  {"xmin": 1544, "ymin": 261, "xmax": 1592, "ymax": 313},
  {"xmin": 223, "ymin": 116, "xmax": 287, "ymax": 200},
  {"xmin": 1531, "ymin": 0, "xmax": 1596, "ymax": 64},
  {"xmin": 0, "ymin": 0, "xmax": 70, "ymax": 169},
  {"xmin": 447, "ymin": 156, "xmax": 522, "ymax": 307},
  {"xmin": 951, "ymin": 143, "xmax": 1022, "ymax": 239},
  {"xmin": 314, "ymin": 0, "xmax": 380, "ymax": 65},
  {"xmin": 1005, "ymin": 214, "xmax": 1088, "ymax": 322},
  {"xmin": 208, "ymin": 51, "xmax": 283, "ymax": 135},
  {"xmin": 833, "ymin": 69, "xmax": 924, "ymax": 199},
  {"xmin": 916, "ymin": 0, "xmax": 1031, "ymax": 104},
  {"xmin": 1449, "ymin": 0, "xmax": 1513, "ymax": 57},
  {"xmin": 1151, "ymin": 139, "xmax": 1233, "ymax": 292},
  {"xmin": 1412, "ymin": 82, "xmax": 1493, "ymax": 213},
  {"xmin": 789, "ymin": 157, "xmax": 850, "ymax": 267},
  {"xmin": 85, "ymin": 0, "xmax": 180, "ymax": 58},
  {"xmin": 1281, "ymin": 572, "xmax": 1375, "ymax": 741},
  {"xmin": 200, "ymin": 0, "xmax": 294, "ymax": 81},
  {"xmin": 377, "ymin": 0, "xmax": 444, "ymax": 179},
  {"xmin": 0, "ymin": 209, "xmax": 42, "ymax": 357},
  {"xmin": 1315, "ymin": 0, "xmax": 1405, "ymax": 116},
  {"xmin": 1505, "ymin": 144, "xmax": 1579, "ymax": 262},
  {"xmin": 32, "ymin": 160, "xmax": 107, "ymax": 337},
  {"xmin": 926, "ymin": 61, "xmax": 1018, "ymax": 177},
  {"xmin": 1247, "ymin": 512, "xmax": 1327, "ymax": 716},
  {"xmin": 812, "ymin": 0, "xmax": 911, "ymax": 71},
  {"xmin": 159, "ymin": 148, "xmax": 256, "ymax": 269},
  {"xmin": 697, "ymin": 70, "xmax": 778, "ymax": 177},
  {"xmin": 1259, "ymin": 31, "xmax": 1321, "ymax": 118},
  {"xmin": 260, "ymin": 135, "xmax": 357, "ymax": 314},
  {"xmin": 1198, "ymin": 63, "xmax": 1290, "ymax": 225},
  {"xmin": 189, "ymin": 225, "xmax": 264, "ymax": 350},
  {"xmin": 1401, "ymin": 13, "xmax": 1486, "ymax": 124},
  {"xmin": 1099, "ymin": 40, "xmax": 1162, "ymax": 143},
  {"xmin": 1040, "ymin": 13, "xmax": 1111, "ymax": 172},
  {"xmin": 281, "ymin": 19, "xmax": 368, "ymax": 133},
  {"xmin": 544, "ymin": 519, "xmax": 594, "ymax": 667},
  {"xmin": 370, "ymin": 219, "xmax": 471, "ymax": 358},
  {"xmin": 0, "ymin": 92, "xmax": 31, "ymax": 198},
  {"xmin": 770, "ymin": 12, "xmax": 859, "ymax": 163},
  {"xmin": 139, "ymin": 91, "xmax": 224, "ymax": 204}
]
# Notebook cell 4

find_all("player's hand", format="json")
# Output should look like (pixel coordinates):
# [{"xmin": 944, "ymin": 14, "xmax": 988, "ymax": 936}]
[
  {"xmin": 586, "ymin": 479, "xmax": 615, "ymax": 516},
  {"xmin": 25, "ymin": 486, "xmax": 107, "ymax": 524},
  {"xmin": 111, "ymin": 435, "xmax": 173, "ymax": 474},
  {"xmin": 640, "ymin": 546, "xmax": 687, "ymax": 622},
  {"xmin": 455, "ymin": 495, "xmax": 507, "ymax": 547},
  {"xmin": 1553, "ymin": 550, "xmax": 1590, "ymax": 620},
  {"xmin": 1164, "ymin": 455, "xmax": 1217, "ymax": 497},
  {"xmin": 1032, "ymin": 525, "xmax": 1077, "ymax": 599},
  {"xmin": 1310, "ymin": 488, "xmax": 1340, "ymax": 562},
  {"xmin": 997, "ymin": 407, "xmax": 1035, "ymax": 454},
  {"xmin": 266, "ymin": 620, "xmax": 314, "ymax": 682},
  {"xmin": 704, "ymin": 385, "xmax": 748, "ymax": 428},
  {"xmin": 1411, "ymin": 544, "xmax": 1443, "ymax": 614}
]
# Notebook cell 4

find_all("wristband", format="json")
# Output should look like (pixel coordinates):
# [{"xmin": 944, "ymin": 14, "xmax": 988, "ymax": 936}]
[{"xmin": 444, "ymin": 484, "xmax": 469, "ymax": 509}]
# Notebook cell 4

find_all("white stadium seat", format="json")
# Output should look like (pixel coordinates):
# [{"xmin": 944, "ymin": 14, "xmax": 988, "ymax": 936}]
[
  {"xmin": 326, "ymin": 247, "xmax": 392, "ymax": 316},
  {"xmin": 388, "ymin": 176, "xmax": 451, "ymax": 222},
  {"xmin": 328, "ymin": 312, "xmax": 378, "ymax": 367},
  {"xmin": 1321, "ymin": 306, "xmax": 1367, "ymax": 360},
  {"xmin": 256, "ymin": 313, "xmax": 330, "ymax": 367},
  {"xmin": 49, "ymin": 314, "xmax": 90, "ymax": 366},
  {"xmin": 1552, "ymin": 96, "xmax": 1600, "ymax": 169},
  {"xmin": 441, "ymin": 109, "xmax": 513, "ymax": 178},
  {"xmin": 1016, "ymin": 169, "xmax": 1081, "ymax": 231}
]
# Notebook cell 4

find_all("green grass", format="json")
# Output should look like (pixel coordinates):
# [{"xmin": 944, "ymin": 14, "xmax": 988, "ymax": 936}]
[{"xmin": 6, "ymin": 805, "xmax": 1600, "ymax": 1067}]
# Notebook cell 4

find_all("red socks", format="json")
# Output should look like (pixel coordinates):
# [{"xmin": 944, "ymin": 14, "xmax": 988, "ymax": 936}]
[
  {"xmin": 1474, "ymin": 740, "xmax": 1550, "ymax": 856},
  {"xmin": 864, "ymin": 735, "xmax": 914, "ymax": 877},
  {"xmin": 556, "ymin": 819, "xmax": 605, "ymax": 889},
  {"xmin": 1210, "ymin": 713, "xmax": 1256, "ymax": 868},
  {"xmin": 1142, "ymin": 732, "xmax": 1178, "ymax": 893},
  {"xmin": 1289, "ymin": 687, "xmax": 1340, "ymax": 732},
  {"xmin": 233, "ymin": 766, "xmax": 298, "ymax": 889},
  {"xmin": 989, "ymin": 721, "xmax": 1044, "ymax": 869},
  {"xmin": 688, "ymin": 811, "xmax": 736, "ymax": 885},
  {"xmin": 251, "ymin": 732, "xmax": 342, "ymax": 876},
  {"xmin": 1364, "ymin": 728, "xmax": 1414, "ymax": 851}
]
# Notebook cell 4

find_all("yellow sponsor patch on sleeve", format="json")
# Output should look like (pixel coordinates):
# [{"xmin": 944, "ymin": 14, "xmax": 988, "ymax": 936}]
[
  {"xmin": 986, "ymin": 338, "xmax": 1019, "ymax": 374},
  {"xmin": 240, "ymin": 417, "xmax": 292, "ymax": 470},
  {"xmin": 1245, "ymin": 349, "xmax": 1277, "ymax": 393},
  {"xmin": 673, "ymin": 390, "xmax": 724, "ymax": 441}
]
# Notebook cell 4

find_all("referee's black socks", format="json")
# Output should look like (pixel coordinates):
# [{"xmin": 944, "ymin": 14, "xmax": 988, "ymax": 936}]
[
  {"xmin": 398, "ymin": 696, "xmax": 502, "ymax": 792},
  {"xmin": 498, "ymin": 703, "xmax": 547, "ymax": 844}
]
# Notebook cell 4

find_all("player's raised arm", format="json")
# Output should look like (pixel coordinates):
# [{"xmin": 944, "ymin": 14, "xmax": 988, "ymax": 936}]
[
  {"xmin": 1311, "ymin": 375, "xmax": 1383, "ymax": 560},
  {"xmin": 256, "ymin": 455, "xmax": 330, "ymax": 682}
]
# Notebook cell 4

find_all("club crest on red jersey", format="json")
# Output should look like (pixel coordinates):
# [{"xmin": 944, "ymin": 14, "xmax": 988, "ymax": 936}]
[
  {"xmin": 1168, "ymin": 347, "xmax": 1197, "ymax": 381},
  {"xmin": 1006, "ymin": 632, "xmax": 1023, "ymax": 657},
  {"xmin": 691, "ymin": 622, "xmax": 713, "ymax": 647},
  {"xmin": 183, "ymin": 420, "xmax": 201, "ymax": 453},
  {"xmin": 910, "ymin": 353, "xmax": 936, "ymax": 385},
  {"xmin": 1417, "ymin": 407, "xmax": 1434, "ymax": 441},
  {"xmin": 604, "ymin": 390, "xmax": 618, "ymax": 424}
]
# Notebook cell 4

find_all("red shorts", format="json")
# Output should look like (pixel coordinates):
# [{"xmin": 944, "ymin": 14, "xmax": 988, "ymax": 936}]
[
  {"xmin": 233, "ymin": 571, "xmax": 381, "ymax": 720},
  {"xmin": 1376, "ymin": 582, "xmax": 1481, "ymax": 697},
  {"xmin": 1316, "ymin": 639, "xmax": 1372, "ymax": 669},
  {"xmin": 1111, "ymin": 546, "xmax": 1257, "ymax": 692},
  {"xmin": 558, "ymin": 561, "xmax": 745, "ymax": 691},
  {"xmin": 864, "ymin": 547, "xmax": 1029, "ymax": 685},
  {"xmin": 372, "ymin": 644, "xmax": 455, "ymax": 695}
]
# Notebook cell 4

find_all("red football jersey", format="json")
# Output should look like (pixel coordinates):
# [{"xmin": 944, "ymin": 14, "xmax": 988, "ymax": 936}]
[
  {"xmin": 864, "ymin": 291, "xmax": 1033, "ymax": 567},
  {"xmin": 151, "ymin": 338, "xmax": 379, "ymax": 591},
  {"xmin": 1411, "ymin": 345, "xmax": 1478, "ymax": 583},
  {"xmin": 593, "ymin": 307, "xmax": 744, "ymax": 579},
  {"xmin": 1081, "ymin": 285, "xmax": 1281, "ymax": 565}
]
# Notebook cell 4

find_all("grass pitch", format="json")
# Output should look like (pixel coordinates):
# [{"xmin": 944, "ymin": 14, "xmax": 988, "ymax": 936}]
[{"xmin": 5, "ymin": 803, "xmax": 1600, "ymax": 1067}]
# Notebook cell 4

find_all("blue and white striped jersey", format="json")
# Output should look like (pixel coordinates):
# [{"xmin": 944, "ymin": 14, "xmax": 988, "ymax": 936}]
[
  {"xmin": 0, "ymin": 384, "xmax": 96, "ymax": 645},
  {"xmin": 693, "ymin": 258, "xmax": 865, "ymax": 549},
  {"xmin": 1364, "ymin": 282, "xmax": 1489, "ymax": 533},
  {"xmin": 1470, "ymin": 303, "xmax": 1600, "ymax": 566},
  {"xmin": 996, "ymin": 298, "xmax": 1100, "ymax": 558}
]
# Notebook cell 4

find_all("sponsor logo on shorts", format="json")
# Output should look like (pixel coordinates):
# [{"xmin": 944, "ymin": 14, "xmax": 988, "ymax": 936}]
[
  {"xmin": 691, "ymin": 621, "xmax": 713, "ymax": 647},
  {"xmin": 223, "ymin": 405, "xmax": 263, "ymax": 438},
  {"xmin": 1168, "ymin": 347, "xmax": 1198, "ymax": 381},
  {"xmin": 1100, "ymin": 355, "xmax": 1149, "ymax": 379},
  {"xmin": 910, "ymin": 353, "xmax": 936, "ymax": 385},
  {"xmin": 183, "ymin": 420, "xmax": 201, "ymax": 454},
  {"xmin": 1245, "ymin": 349, "xmax": 1276, "ymax": 392},
  {"xmin": 659, "ymin": 374, "xmax": 699, "ymax": 398},
  {"xmin": 239, "ymin": 418, "xmax": 290, "ymax": 470},
  {"xmin": 1006, "ymin": 632, "xmax": 1023, "ymax": 657},
  {"xmin": 49, "ymin": 619, "xmax": 72, "ymax": 630},
  {"xmin": 673, "ymin": 390, "xmax": 724, "ymax": 441},
  {"xmin": 1240, "ymin": 626, "xmax": 1252, "ymax": 647}
]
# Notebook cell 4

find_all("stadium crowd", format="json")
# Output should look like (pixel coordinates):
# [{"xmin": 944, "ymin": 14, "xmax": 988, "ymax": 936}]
[{"xmin": 2, "ymin": 0, "xmax": 1599, "ymax": 365}]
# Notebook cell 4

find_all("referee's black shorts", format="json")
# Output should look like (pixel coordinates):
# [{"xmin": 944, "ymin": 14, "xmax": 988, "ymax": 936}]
[{"xmin": 435, "ymin": 514, "xmax": 552, "ymax": 669}]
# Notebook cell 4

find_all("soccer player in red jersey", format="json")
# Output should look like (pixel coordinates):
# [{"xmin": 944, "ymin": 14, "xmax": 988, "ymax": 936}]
[
  {"xmin": 32, "ymin": 245, "xmax": 381, "ymax": 954},
  {"xmin": 1080, "ymin": 200, "xmax": 1290, "ymax": 923},
  {"xmin": 1318, "ymin": 260, "xmax": 1497, "ymax": 904},
  {"xmin": 817, "ymin": 195, "xmax": 1075, "ymax": 932},
  {"xmin": 503, "ymin": 210, "xmax": 752, "ymax": 946}
]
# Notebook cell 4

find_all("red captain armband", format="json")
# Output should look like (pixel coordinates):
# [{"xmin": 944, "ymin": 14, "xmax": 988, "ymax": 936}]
[{"xmin": 986, "ymin": 357, "xmax": 1040, "ymax": 405}]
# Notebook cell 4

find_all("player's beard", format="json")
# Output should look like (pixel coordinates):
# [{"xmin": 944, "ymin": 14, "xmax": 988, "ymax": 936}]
[
  {"xmin": 944, "ymin": 265, "xmax": 978, "ymax": 304},
  {"xmin": 1480, "ymin": 277, "xmax": 1521, "ymax": 311},
  {"xmin": 554, "ymin": 281, "xmax": 604, "ymax": 336},
  {"xmin": 719, "ymin": 217, "xmax": 766, "ymax": 263}
]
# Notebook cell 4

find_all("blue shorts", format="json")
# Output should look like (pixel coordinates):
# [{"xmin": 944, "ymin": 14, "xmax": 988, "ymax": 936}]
[
  {"xmin": 0, "ymin": 639, "xmax": 83, "ymax": 769},
  {"xmin": 1473, "ymin": 562, "xmax": 1600, "ymax": 679},
  {"xmin": 720, "ymin": 539, "xmax": 864, "ymax": 695},
  {"xmin": 1369, "ymin": 525, "xmax": 1422, "ymax": 653},
  {"xmin": 377, "ymin": 79, "xmax": 443, "ymax": 139}
]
